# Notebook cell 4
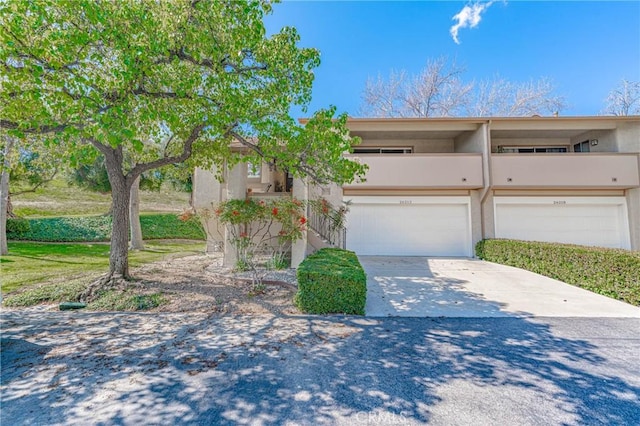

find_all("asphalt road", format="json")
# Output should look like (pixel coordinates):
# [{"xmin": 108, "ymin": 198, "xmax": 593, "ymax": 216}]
[{"xmin": 2, "ymin": 311, "xmax": 639, "ymax": 425}]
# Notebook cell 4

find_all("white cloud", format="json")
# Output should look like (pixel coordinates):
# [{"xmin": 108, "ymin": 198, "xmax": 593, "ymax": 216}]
[{"xmin": 450, "ymin": 1, "xmax": 495, "ymax": 45}]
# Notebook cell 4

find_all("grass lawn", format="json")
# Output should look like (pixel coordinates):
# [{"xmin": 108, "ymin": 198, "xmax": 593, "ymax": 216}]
[
  {"xmin": 12, "ymin": 177, "xmax": 191, "ymax": 217},
  {"xmin": 1, "ymin": 240, "xmax": 205, "ymax": 294}
]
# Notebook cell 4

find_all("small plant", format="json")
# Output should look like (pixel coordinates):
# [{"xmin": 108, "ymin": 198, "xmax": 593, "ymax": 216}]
[
  {"xmin": 267, "ymin": 252, "xmax": 290, "ymax": 270},
  {"xmin": 87, "ymin": 290, "xmax": 166, "ymax": 311}
]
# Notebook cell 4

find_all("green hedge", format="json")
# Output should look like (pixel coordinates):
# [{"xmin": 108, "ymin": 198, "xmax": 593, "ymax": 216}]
[
  {"xmin": 295, "ymin": 248, "xmax": 367, "ymax": 315},
  {"xmin": 6, "ymin": 217, "xmax": 31, "ymax": 235},
  {"xmin": 476, "ymin": 239, "xmax": 640, "ymax": 306},
  {"xmin": 6, "ymin": 214, "xmax": 205, "ymax": 242}
]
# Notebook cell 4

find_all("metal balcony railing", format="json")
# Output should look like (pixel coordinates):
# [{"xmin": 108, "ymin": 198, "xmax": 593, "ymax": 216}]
[{"xmin": 307, "ymin": 199, "xmax": 347, "ymax": 249}]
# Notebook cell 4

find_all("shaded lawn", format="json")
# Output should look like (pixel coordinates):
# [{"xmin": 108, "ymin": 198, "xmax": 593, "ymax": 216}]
[{"xmin": 1, "ymin": 241, "xmax": 205, "ymax": 293}]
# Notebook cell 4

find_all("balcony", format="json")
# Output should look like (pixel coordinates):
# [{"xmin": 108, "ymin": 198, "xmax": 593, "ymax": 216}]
[
  {"xmin": 491, "ymin": 153, "xmax": 640, "ymax": 189},
  {"xmin": 343, "ymin": 154, "xmax": 484, "ymax": 189}
]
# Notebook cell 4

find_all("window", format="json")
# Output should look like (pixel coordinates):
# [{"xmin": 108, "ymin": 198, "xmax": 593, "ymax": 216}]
[
  {"xmin": 353, "ymin": 147, "xmax": 412, "ymax": 154},
  {"xmin": 573, "ymin": 140, "xmax": 590, "ymax": 153},
  {"xmin": 247, "ymin": 163, "xmax": 261, "ymax": 178},
  {"xmin": 499, "ymin": 146, "xmax": 568, "ymax": 153}
]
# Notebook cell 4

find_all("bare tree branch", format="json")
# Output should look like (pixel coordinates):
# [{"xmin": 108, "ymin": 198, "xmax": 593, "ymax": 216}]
[
  {"xmin": 605, "ymin": 79, "xmax": 640, "ymax": 116},
  {"xmin": 360, "ymin": 58, "xmax": 566, "ymax": 117}
]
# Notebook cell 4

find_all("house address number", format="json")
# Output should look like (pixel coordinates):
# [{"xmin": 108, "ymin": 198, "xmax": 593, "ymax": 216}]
[
  {"xmin": 400, "ymin": 200, "xmax": 413, "ymax": 204},
  {"xmin": 553, "ymin": 201, "xmax": 567, "ymax": 205}
]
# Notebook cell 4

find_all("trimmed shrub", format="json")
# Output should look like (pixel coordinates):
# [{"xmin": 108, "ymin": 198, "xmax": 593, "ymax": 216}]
[
  {"xmin": 295, "ymin": 248, "xmax": 367, "ymax": 315},
  {"xmin": 6, "ymin": 214, "xmax": 205, "ymax": 242},
  {"xmin": 6, "ymin": 218, "xmax": 31, "ymax": 238},
  {"xmin": 16, "ymin": 216, "xmax": 113, "ymax": 242},
  {"xmin": 476, "ymin": 239, "xmax": 640, "ymax": 306}
]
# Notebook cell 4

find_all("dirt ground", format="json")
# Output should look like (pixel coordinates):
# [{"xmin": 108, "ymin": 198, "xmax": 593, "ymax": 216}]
[
  {"xmin": 115, "ymin": 253, "xmax": 300, "ymax": 315},
  {"xmin": 3, "ymin": 252, "xmax": 301, "ymax": 315}
]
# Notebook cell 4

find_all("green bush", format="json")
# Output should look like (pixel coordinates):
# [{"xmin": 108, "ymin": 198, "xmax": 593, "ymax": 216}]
[
  {"xmin": 6, "ymin": 213, "xmax": 205, "ymax": 242},
  {"xmin": 476, "ymin": 239, "xmax": 640, "ymax": 306},
  {"xmin": 16, "ymin": 216, "xmax": 113, "ymax": 242},
  {"xmin": 140, "ymin": 214, "xmax": 205, "ymax": 240},
  {"xmin": 6, "ymin": 218, "xmax": 31, "ymax": 238},
  {"xmin": 295, "ymin": 248, "xmax": 367, "ymax": 315}
]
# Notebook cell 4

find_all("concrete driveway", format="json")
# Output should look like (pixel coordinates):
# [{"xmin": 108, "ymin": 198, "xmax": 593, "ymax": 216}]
[{"xmin": 361, "ymin": 256, "xmax": 640, "ymax": 318}]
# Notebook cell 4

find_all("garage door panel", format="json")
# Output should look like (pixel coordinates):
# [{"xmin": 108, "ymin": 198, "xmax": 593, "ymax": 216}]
[
  {"xmin": 495, "ymin": 197, "xmax": 630, "ymax": 249},
  {"xmin": 346, "ymin": 199, "xmax": 470, "ymax": 256}
]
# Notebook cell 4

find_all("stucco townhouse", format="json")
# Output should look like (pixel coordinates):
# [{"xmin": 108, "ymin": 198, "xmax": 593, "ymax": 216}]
[{"xmin": 193, "ymin": 115, "xmax": 640, "ymax": 267}]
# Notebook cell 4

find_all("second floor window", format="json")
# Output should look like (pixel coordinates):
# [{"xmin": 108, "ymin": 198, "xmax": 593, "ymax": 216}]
[
  {"xmin": 353, "ymin": 147, "xmax": 413, "ymax": 154},
  {"xmin": 499, "ymin": 146, "xmax": 568, "ymax": 153}
]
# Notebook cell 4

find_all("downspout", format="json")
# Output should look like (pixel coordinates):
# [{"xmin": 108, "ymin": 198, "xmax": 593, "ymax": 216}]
[{"xmin": 479, "ymin": 120, "xmax": 493, "ymax": 239}]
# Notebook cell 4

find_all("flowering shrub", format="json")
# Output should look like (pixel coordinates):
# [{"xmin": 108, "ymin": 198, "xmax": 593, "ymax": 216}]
[{"xmin": 215, "ymin": 197, "xmax": 306, "ymax": 275}]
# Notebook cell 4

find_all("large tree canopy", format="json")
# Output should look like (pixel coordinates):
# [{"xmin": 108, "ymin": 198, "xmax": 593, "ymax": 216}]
[{"xmin": 0, "ymin": 0, "xmax": 366, "ymax": 287}]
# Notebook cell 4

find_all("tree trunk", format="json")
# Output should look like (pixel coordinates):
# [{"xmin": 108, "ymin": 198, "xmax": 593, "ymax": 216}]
[
  {"xmin": 80, "ymin": 145, "xmax": 137, "ymax": 301},
  {"xmin": 6, "ymin": 193, "xmax": 16, "ymax": 219},
  {"xmin": 1, "ymin": 137, "xmax": 15, "ymax": 256},
  {"xmin": 129, "ymin": 176, "xmax": 144, "ymax": 250},
  {"xmin": 108, "ymin": 172, "xmax": 131, "ymax": 280},
  {"xmin": 98, "ymin": 146, "xmax": 133, "ymax": 281}
]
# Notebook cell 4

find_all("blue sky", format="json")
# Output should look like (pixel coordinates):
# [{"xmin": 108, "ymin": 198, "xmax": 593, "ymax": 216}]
[{"xmin": 264, "ymin": 1, "xmax": 640, "ymax": 118}]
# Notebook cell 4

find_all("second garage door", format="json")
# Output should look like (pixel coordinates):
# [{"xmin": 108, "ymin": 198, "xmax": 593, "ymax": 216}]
[
  {"xmin": 494, "ymin": 196, "xmax": 631, "ymax": 249},
  {"xmin": 345, "ymin": 196, "xmax": 472, "ymax": 257}
]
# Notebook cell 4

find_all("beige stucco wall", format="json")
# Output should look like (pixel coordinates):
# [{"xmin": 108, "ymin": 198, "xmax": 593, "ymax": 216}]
[
  {"xmin": 469, "ymin": 189, "xmax": 482, "ymax": 253},
  {"xmin": 309, "ymin": 181, "xmax": 343, "ymax": 208},
  {"xmin": 454, "ymin": 127, "xmax": 485, "ymax": 153},
  {"xmin": 481, "ymin": 191, "xmax": 496, "ymax": 239},
  {"xmin": 193, "ymin": 167, "xmax": 222, "ymax": 209},
  {"xmin": 343, "ymin": 154, "xmax": 484, "ymax": 189},
  {"xmin": 615, "ymin": 122, "xmax": 640, "ymax": 153},
  {"xmin": 193, "ymin": 167, "xmax": 224, "ymax": 253},
  {"xmin": 626, "ymin": 187, "xmax": 640, "ymax": 251},
  {"xmin": 570, "ymin": 130, "xmax": 617, "ymax": 152},
  {"xmin": 491, "ymin": 154, "xmax": 640, "ymax": 189}
]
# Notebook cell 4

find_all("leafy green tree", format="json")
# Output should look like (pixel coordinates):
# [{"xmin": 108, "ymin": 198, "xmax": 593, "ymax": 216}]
[
  {"xmin": 1, "ymin": 0, "xmax": 365, "ymax": 295},
  {"xmin": 1, "ymin": 135, "xmax": 59, "ymax": 255},
  {"xmin": 69, "ymin": 157, "xmax": 191, "ymax": 250}
]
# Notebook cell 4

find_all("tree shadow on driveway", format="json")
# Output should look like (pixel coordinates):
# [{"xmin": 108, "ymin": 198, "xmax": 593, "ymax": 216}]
[
  {"xmin": 1, "ymin": 312, "xmax": 639, "ymax": 425},
  {"xmin": 361, "ymin": 256, "xmax": 512, "ymax": 317}
]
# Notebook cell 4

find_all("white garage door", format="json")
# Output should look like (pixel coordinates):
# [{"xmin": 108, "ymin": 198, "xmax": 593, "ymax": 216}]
[
  {"xmin": 494, "ymin": 196, "xmax": 631, "ymax": 249},
  {"xmin": 345, "ymin": 196, "xmax": 472, "ymax": 256}
]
